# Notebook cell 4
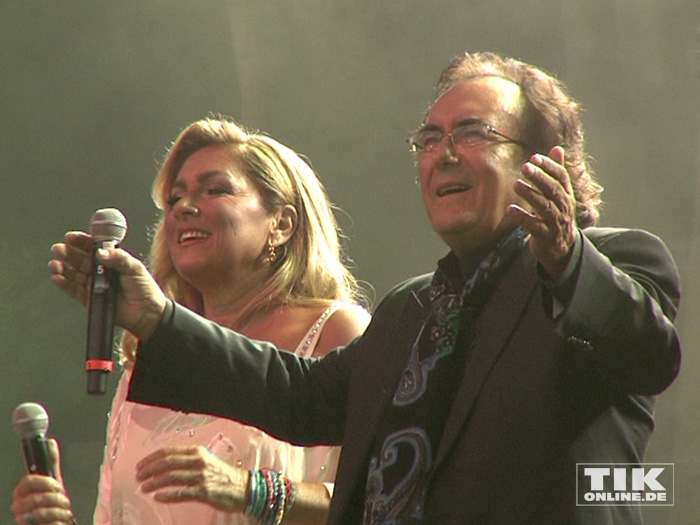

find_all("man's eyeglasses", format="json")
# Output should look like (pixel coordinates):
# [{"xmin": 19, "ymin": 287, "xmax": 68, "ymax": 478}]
[{"xmin": 407, "ymin": 121, "xmax": 526, "ymax": 154}]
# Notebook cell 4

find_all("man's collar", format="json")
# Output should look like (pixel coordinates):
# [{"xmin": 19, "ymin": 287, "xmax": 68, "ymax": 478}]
[
  {"xmin": 438, "ymin": 227, "xmax": 528, "ymax": 284},
  {"xmin": 437, "ymin": 244, "xmax": 493, "ymax": 286}
]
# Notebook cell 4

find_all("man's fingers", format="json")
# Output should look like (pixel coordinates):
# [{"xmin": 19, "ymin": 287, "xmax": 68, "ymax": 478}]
[
  {"xmin": 64, "ymin": 230, "xmax": 94, "ymax": 251},
  {"xmin": 96, "ymin": 247, "xmax": 137, "ymax": 273},
  {"xmin": 548, "ymin": 145, "xmax": 565, "ymax": 165}
]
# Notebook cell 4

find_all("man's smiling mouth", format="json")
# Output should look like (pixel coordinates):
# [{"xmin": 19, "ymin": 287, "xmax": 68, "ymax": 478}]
[{"xmin": 437, "ymin": 184, "xmax": 471, "ymax": 197}]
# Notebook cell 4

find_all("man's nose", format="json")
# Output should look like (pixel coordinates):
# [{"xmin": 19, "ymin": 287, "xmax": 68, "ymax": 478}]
[{"xmin": 434, "ymin": 133, "xmax": 460, "ymax": 163}]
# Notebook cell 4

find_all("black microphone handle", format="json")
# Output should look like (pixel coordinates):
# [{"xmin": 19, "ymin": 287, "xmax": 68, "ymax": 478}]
[
  {"xmin": 21, "ymin": 435, "xmax": 55, "ymax": 478},
  {"xmin": 85, "ymin": 251, "xmax": 118, "ymax": 395}
]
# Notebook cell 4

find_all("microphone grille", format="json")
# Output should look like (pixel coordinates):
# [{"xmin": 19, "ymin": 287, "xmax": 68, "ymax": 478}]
[
  {"xmin": 12, "ymin": 402, "xmax": 49, "ymax": 438},
  {"xmin": 90, "ymin": 208, "xmax": 128, "ymax": 243}
]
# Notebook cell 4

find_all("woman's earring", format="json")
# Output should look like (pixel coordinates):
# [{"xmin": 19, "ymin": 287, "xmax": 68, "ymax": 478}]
[{"xmin": 264, "ymin": 240, "xmax": 278, "ymax": 263}]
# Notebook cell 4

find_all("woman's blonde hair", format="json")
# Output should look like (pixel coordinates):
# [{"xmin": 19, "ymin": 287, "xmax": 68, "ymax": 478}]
[{"xmin": 121, "ymin": 117, "xmax": 365, "ymax": 363}]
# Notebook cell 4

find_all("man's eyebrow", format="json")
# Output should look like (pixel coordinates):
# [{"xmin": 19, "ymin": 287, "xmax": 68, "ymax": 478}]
[
  {"xmin": 454, "ymin": 118, "xmax": 485, "ymax": 127},
  {"xmin": 419, "ymin": 123, "xmax": 442, "ymax": 132},
  {"xmin": 420, "ymin": 118, "xmax": 485, "ymax": 132}
]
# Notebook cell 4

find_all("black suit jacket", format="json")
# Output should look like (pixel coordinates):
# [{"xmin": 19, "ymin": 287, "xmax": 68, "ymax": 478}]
[{"xmin": 128, "ymin": 227, "xmax": 681, "ymax": 524}]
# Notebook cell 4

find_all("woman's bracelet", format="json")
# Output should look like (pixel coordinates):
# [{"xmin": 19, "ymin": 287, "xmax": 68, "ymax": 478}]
[{"xmin": 245, "ymin": 467, "xmax": 297, "ymax": 525}]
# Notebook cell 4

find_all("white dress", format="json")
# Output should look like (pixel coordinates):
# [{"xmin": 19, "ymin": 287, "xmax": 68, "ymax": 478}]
[{"xmin": 94, "ymin": 305, "xmax": 341, "ymax": 524}]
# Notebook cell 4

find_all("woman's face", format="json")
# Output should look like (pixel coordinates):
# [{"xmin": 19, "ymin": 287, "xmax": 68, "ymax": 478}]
[{"xmin": 164, "ymin": 145, "xmax": 276, "ymax": 289}]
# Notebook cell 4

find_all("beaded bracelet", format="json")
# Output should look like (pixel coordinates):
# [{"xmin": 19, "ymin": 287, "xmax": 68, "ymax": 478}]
[
  {"xmin": 284, "ymin": 475, "xmax": 297, "ymax": 512},
  {"xmin": 245, "ymin": 469, "xmax": 268, "ymax": 519},
  {"xmin": 244, "ymin": 469, "xmax": 256, "ymax": 516},
  {"xmin": 255, "ymin": 470, "xmax": 269, "ymax": 519},
  {"xmin": 262, "ymin": 468, "xmax": 288, "ymax": 525},
  {"xmin": 260, "ymin": 468, "xmax": 278, "ymax": 524},
  {"xmin": 246, "ymin": 467, "xmax": 297, "ymax": 524}
]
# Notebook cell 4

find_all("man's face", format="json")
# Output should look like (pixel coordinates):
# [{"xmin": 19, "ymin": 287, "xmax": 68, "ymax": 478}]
[{"xmin": 417, "ymin": 76, "xmax": 528, "ymax": 257}]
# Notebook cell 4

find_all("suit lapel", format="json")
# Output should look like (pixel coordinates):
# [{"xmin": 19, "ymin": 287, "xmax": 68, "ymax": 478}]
[
  {"xmin": 433, "ymin": 251, "xmax": 538, "ymax": 469},
  {"xmin": 332, "ymin": 284, "xmax": 431, "ymax": 520},
  {"xmin": 350, "ymin": 285, "xmax": 430, "ymax": 455}
]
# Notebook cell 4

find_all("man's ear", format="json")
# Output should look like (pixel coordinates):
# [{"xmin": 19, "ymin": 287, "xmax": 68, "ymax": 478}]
[{"xmin": 271, "ymin": 204, "xmax": 298, "ymax": 247}]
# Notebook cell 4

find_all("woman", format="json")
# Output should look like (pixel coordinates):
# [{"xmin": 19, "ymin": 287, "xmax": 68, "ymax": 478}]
[{"xmin": 11, "ymin": 117, "xmax": 370, "ymax": 524}]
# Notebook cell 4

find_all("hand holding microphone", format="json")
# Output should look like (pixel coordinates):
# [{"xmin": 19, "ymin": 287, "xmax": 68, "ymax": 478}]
[
  {"xmin": 11, "ymin": 403, "xmax": 76, "ymax": 524},
  {"xmin": 49, "ymin": 209, "xmax": 168, "ymax": 346},
  {"xmin": 86, "ymin": 208, "xmax": 127, "ymax": 394},
  {"xmin": 12, "ymin": 402, "xmax": 56, "ymax": 478}
]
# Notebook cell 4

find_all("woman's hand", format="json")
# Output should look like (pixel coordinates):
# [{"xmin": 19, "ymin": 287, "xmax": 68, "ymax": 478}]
[
  {"xmin": 49, "ymin": 231, "xmax": 168, "ymax": 340},
  {"xmin": 135, "ymin": 445, "xmax": 250, "ymax": 513},
  {"xmin": 10, "ymin": 439, "xmax": 76, "ymax": 524}
]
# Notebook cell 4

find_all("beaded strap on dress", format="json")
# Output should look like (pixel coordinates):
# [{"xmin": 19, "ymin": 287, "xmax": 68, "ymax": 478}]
[{"xmin": 296, "ymin": 304, "xmax": 340, "ymax": 358}]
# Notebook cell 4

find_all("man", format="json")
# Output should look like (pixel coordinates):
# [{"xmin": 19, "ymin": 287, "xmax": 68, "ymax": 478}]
[{"xmin": 49, "ymin": 52, "xmax": 680, "ymax": 523}]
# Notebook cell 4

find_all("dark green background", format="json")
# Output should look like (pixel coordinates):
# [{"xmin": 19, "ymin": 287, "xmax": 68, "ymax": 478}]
[{"xmin": 2, "ymin": 1, "xmax": 698, "ymax": 523}]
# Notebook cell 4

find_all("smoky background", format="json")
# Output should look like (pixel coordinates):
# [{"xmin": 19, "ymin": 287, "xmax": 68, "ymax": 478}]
[{"xmin": 1, "ymin": 1, "xmax": 698, "ymax": 522}]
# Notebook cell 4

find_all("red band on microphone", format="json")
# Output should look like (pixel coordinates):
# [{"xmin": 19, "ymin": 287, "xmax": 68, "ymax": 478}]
[{"xmin": 86, "ymin": 359, "xmax": 114, "ymax": 372}]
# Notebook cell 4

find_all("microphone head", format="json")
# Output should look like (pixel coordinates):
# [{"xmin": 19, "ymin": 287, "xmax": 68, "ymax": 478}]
[
  {"xmin": 12, "ymin": 402, "xmax": 49, "ymax": 439},
  {"xmin": 90, "ymin": 208, "xmax": 128, "ymax": 243}
]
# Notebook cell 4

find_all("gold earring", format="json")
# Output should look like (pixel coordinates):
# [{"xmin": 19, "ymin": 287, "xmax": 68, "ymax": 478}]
[{"xmin": 264, "ymin": 240, "xmax": 277, "ymax": 263}]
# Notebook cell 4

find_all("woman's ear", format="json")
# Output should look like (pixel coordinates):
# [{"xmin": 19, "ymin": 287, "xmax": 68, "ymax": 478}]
[{"xmin": 271, "ymin": 204, "xmax": 298, "ymax": 247}]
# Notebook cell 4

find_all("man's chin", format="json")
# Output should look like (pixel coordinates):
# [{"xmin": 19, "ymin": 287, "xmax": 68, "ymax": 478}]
[{"xmin": 433, "ymin": 223, "xmax": 509, "ymax": 255}]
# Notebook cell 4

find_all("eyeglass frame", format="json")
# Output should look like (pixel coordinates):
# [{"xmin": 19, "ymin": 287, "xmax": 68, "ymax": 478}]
[{"xmin": 407, "ymin": 119, "xmax": 528, "ymax": 154}]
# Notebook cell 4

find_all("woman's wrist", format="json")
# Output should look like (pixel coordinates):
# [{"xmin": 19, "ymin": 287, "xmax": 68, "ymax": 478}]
[{"xmin": 244, "ymin": 468, "xmax": 297, "ymax": 524}]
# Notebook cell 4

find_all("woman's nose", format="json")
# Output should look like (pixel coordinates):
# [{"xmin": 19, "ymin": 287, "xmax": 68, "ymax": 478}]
[{"xmin": 173, "ymin": 195, "xmax": 200, "ymax": 218}]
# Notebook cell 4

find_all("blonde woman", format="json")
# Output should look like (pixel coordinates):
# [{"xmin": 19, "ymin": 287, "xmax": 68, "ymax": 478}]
[{"xmin": 12, "ymin": 117, "xmax": 370, "ymax": 525}]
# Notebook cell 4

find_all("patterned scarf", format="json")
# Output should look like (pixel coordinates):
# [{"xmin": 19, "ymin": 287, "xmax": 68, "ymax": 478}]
[
  {"xmin": 393, "ymin": 226, "xmax": 530, "ymax": 407},
  {"xmin": 426, "ymin": 226, "xmax": 530, "ymax": 358},
  {"xmin": 371, "ymin": 227, "xmax": 532, "ymax": 523}
]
